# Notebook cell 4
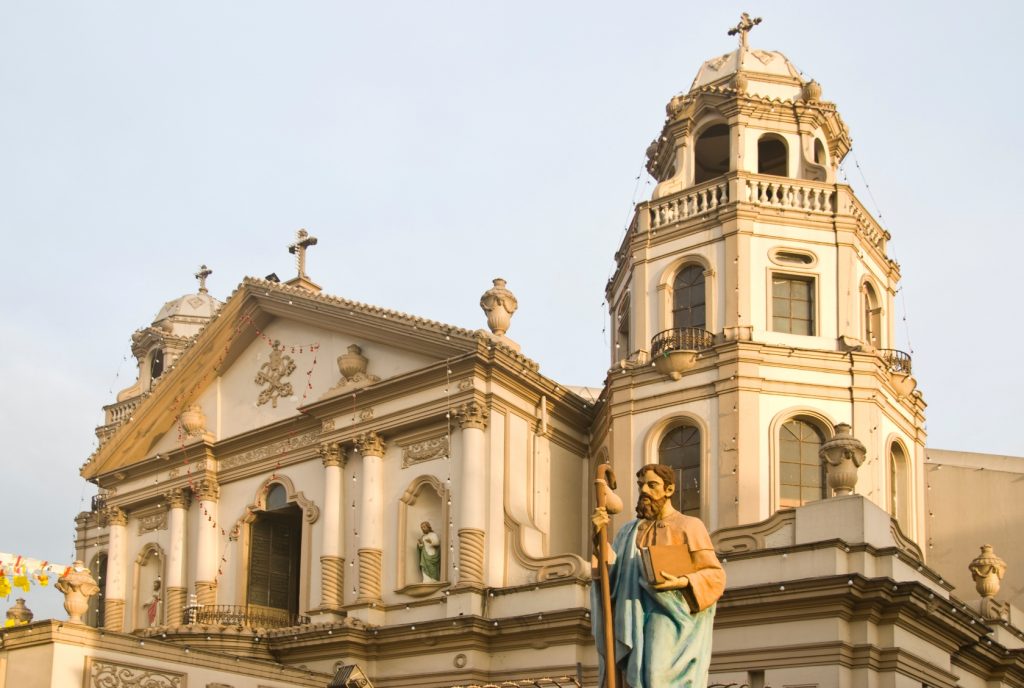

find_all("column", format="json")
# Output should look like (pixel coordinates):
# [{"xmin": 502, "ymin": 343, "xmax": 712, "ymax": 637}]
[
  {"xmin": 102, "ymin": 505, "xmax": 128, "ymax": 631},
  {"xmin": 355, "ymin": 432, "xmax": 385, "ymax": 604},
  {"xmin": 318, "ymin": 441, "xmax": 346, "ymax": 610},
  {"xmin": 455, "ymin": 401, "xmax": 488, "ymax": 588},
  {"xmin": 192, "ymin": 477, "xmax": 220, "ymax": 606},
  {"xmin": 163, "ymin": 488, "xmax": 190, "ymax": 624}
]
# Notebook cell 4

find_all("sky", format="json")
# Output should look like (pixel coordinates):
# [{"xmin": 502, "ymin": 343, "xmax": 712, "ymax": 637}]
[{"xmin": 1, "ymin": 1, "xmax": 1021, "ymax": 620}]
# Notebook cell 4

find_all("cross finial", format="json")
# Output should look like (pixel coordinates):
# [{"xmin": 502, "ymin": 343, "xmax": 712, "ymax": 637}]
[
  {"xmin": 194, "ymin": 264, "xmax": 212, "ymax": 294},
  {"xmin": 288, "ymin": 229, "xmax": 318, "ymax": 280},
  {"xmin": 728, "ymin": 12, "xmax": 762, "ymax": 50}
]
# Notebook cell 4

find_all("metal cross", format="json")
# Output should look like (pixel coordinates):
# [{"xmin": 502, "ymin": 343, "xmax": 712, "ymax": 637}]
[
  {"xmin": 728, "ymin": 12, "xmax": 762, "ymax": 50},
  {"xmin": 288, "ymin": 229, "xmax": 318, "ymax": 280},
  {"xmin": 194, "ymin": 264, "xmax": 212, "ymax": 294}
]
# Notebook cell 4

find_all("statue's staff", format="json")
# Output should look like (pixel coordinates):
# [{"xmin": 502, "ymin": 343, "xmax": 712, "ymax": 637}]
[{"xmin": 593, "ymin": 464, "xmax": 624, "ymax": 688}]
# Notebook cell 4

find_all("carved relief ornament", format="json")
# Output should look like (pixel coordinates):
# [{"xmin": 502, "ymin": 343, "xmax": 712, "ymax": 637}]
[
  {"xmin": 164, "ymin": 487, "xmax": 190, "ymax": 510},
  {"xmin": 319, "ymin": 441, "xmax": 346, "ymax": 468},
  {"xmin": 192, "ymin": 477, "xmax": 220, "ymax": 502},
  {"xmin": 254, "ymin": 339, "xmax": 296, "ymax": 408},
  {"xmin": 102, "ymin": 505, "xmax": 128, "ymax": 528},
  {"xmin": 401, "ymin": 436, "xmax": 449, "ymax": 467},
  {"xmin": 86, "ymin": 658, "xmax": 184, "ymax": 688}
]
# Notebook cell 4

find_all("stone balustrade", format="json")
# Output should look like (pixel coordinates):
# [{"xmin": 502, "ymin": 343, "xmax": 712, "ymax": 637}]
[
  {"xmin": 648, "ymin": 180, "xmax": 729, "ymax": 230},
  {"xmin": 103, "ymin": 396, "xmax": 141, "ymax": 425},
  {"xmin": 743, "ymin": 175, "xmax": 835, "ymax": 214}
]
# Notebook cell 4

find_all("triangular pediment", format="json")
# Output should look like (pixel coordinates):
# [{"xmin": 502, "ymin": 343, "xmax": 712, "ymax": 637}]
[{"xmin": 82, "ymin": 278, "xmax": 480, "ymax": 480}]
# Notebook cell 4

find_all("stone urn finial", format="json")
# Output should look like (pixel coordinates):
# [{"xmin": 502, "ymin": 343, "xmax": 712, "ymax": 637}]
[
  {"xmin": 819, "ymin": 423, "xmax": 866, "ymax": 497},
  {"xmin": 338, "ymin": 344, "xmax": 368, "ymax": 380},
  {"xmin": 802, "ymin": 80, "xmax": 822, "ymax": 101},
  {"xmin": 179, "ymin": 404, "xmax": 207, "ymax": 439},
  {"xmin": 970, "ymin": 544, "xmax": 1007, "ymax": 599},
  {"xmin": 480, "ymin": 278, "xmax": 518, "ymax": 337},
  {"xmin": 55, "ymin": 561, "xmax": 100, "ymax": 624},
  {"xmin": 6, "ymin": 598, "xmax": 34, "ymax": 626}
]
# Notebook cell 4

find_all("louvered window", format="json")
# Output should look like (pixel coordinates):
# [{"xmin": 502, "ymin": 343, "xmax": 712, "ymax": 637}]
[{"xmin": 247, "ymin": 504, "xmax": 301, "ymax": 613}]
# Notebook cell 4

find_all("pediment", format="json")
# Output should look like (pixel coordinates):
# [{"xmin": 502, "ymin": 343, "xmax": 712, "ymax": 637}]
[{"xmin": 82, "ymin": 278, "xmax": 478, "ymax": 480}]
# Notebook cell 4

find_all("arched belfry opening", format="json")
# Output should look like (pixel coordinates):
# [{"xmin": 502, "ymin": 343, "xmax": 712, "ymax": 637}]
[
  {"xmin": 758, "ymin": 134, "xmax": 788, "ymax": 177},
  {"xmin": 694, "ymin": 124, "xmax": 730, "ymax": 184},
  {"xmin": 247, "ymin": 483, "xmax": 302, "ymax": 620},
  {"xmin": 863, "ymin": 282, "xmax": 882, "ymax": 348}
]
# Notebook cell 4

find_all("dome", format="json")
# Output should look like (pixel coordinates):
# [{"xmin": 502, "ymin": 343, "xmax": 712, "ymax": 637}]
[
  {"xmin": 151, "ymin": 291, "xmax": 222, "ymax": 338},
  {"xmin": 690, "ymin": 47, "xmax": 805, "ymax": 100}
]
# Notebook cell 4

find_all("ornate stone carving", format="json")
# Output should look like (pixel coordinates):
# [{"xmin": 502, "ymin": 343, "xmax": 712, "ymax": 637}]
[
  {"xmin": 970, "ymin": 544, "xmax": 1006, "ymax": 598},
  {"xmin": 355, "ymin": 431, "xmax": 386, "ymax": 457},
  {"xmin": 5, "ymin": 598, "xmax": 33, "ymax": 625},
  {"xmin": 103, "ymin": 505, "xmax": 128, "ymax": 528},
  {"xmin": 819, "ymin": 423, "xmax": 866, "ymax": 497},
  {"xmin": 357, "ymin": 548, "xmax": 383, "ymax": 603},
  {"xmin": 87, "ymin": 658, "xmax": 184, "ymax": 688},
  {"xmin": 254, "ymin": 339, "xmax": 296, "ymax": 408},
  {"xmin": 359, "ymin": 407, "xmax": 374, "ymax": 421},
  {"xmin": 322, "ymin": 418, "xmax": 336, "ymax": 432},
  {"xmin": 192, "ymin": 477, "xmax": 220, "ymax": 502},
  {"xmin": 164, "ymin": 488, "xmax": 190, "ymax": 510},
  {"xmin": 401, "ymin": 436, "xmax": 449, "ymax": 467},
  {"xmin": 220, "ymin": 429, "xmax": 320, "ymax": 470},
  {"xmin": 136, "ymin": 507, "xmax": 168, "ymax": 535},
  {"xmin": 336, "ymin": 344, "xmax": 381, "ymax": 387},
  {"xmin": 480, "ymin": 278, "xmax": 518, "ymax": 336},
  {"xmin": 457, "ymin": 401, "xmax": 488, "ymax": 431},
  {"xmin": 178, "ymin": 403, "xmax": 208, "ymax": 439},
  {"xmin": 319, "ymin": 441, "xmax": 345, "ymax": 468},
  {"xmin": 456, "ymin": 377, "xmax": 474, "ymax": 391}
]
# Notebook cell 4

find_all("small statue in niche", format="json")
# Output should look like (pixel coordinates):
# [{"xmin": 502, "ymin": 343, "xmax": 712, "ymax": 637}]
[
  {"xmin": 417, "ymin": 521, "xmax": 441, "ymax": 583},
  {"xmin": 142, "ymin": 577, "xmax": 162, "ymax": 627}
]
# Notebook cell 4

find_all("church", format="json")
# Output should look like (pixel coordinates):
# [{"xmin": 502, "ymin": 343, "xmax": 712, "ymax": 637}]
[{"xmin": 2, "ymin": 16, "xmax": 1022, "ymax": 688}]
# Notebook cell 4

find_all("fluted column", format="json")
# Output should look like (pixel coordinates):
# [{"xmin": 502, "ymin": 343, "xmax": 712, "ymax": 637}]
[
  {"xmin": 192, "ymin": 477, "xmax": 220, "ymax": 606},
  {"xmin": 355, "ymin": 432, "xmax": 385, "ymax": 604},
  {"xmin": 163, "ymin": 488, "xmax": 190, "ymax": 624},
  {"xmin": 455, "ymin": 401, "xmax": 488, "ymax": 588},
  {"xmin": 318, "ymin": 441, "xmax": 346, "ymax": 610},
  {"xmin": 102, "ymin": 506, "xmax": 128, "ymax": 631}
]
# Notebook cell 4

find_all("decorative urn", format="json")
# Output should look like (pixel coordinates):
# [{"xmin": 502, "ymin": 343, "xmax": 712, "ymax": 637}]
[
  {"xmin": 970, "ymin": 544, "xmax": 1006, "ymax": 598},
  {"xmin": 55, "ymin": 561, "xmax": 100, "ymax": 624},
  {"xmin": 338, "ymin": 344, "xmax": 369, "ymax": 380},
  {"xmin": 480, "ymin": 278, "xmax": 518, "ymax": 337},
  {"xmin": 179, "ymin": 404, "xmax": 206, "ymax": 437},
  {"xmin": 802, "ymin": 80, "xmax": 822, "ymax": 101},
  {"xmin": 6, "ymin": 598, "xmax": 33, "ymax": 625},
  {"xmin": 818, "ymin": 423, "xmax": 866, "ymax": 497}
]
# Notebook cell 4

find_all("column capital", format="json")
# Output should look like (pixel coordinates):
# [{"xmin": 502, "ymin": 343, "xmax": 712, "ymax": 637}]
[
  {"xmin": 164, "ymin": 487, "xmax": 191, "ymax": 510},
  {"xmin": 355, "ymin": 431, "xmax": 386, "ymax": 457},
  {"xmin": 192, "ymin": 477, "xmax": 220, "ymax": 502},
  {"xmin": 102, "ymin": 505, "xmax": 128, "ymax": 527},
  {"xmin": 319, "ymin": 441, "xmax": 346, "ymax": 468},
  {"xmin": 457, "ymin": 401, "xmax": 488, "ymax": 430}
]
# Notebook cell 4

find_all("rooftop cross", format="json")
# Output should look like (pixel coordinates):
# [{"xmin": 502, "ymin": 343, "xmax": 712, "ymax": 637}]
[
  {"xmin": 728, "ymin": 12, "xmax": 762, "ymax": 50},
  {"xmin": 288, "ymin": 229, "xmax": 318, "ymax": 280},
  {"xmin": 194, "ymin": 264, "xmax": 212, "ymax": 294}
]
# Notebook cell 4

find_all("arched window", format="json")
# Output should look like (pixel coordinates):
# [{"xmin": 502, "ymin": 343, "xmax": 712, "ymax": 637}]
[
  {"xmin": 779, "ymin": 419, "xmax": 825, "ymax": 507},
  {"xmin": 86, "ymin": 552, "xmax": 107, "ymax": 628},
  {"xmin": 758, "ymin": 134, "xmax": 788, "ymax": 177},
  {"xmin": 813, "ymin": 138, "xmax": 827, "ymax": 166},
  {"xmin": 863, "ymin": 283, "xmax": 882, "ymax": 348},
  {"xmin": 150, "ymin": 349, "xmax": 164, "ymax": 381},
  {"xmin": 889, "ymin": 442, "xmax": 910, "ymax": 527},
  {"xmin": 616, "ymin": 297, "xmax": 631, "ymax": 357},
  {"xmin": 247, "ymin": 485, "xmax": 301, "ymax": 620},
  {"xmin": 694, "ymin": 124, "xmax": 730, "ymax": 184},
  {"xmin": 672, "ymin": 265, "xmax": 706, "ymax": 330},
  {"xmin": 658, "ymin": 424, "xmax": 701, "ymax": 517}
]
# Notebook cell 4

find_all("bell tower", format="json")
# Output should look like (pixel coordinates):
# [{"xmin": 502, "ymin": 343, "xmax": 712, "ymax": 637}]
[{"xmin": 595, "ymin": 17, "xmax": 926, "ymax": 545}]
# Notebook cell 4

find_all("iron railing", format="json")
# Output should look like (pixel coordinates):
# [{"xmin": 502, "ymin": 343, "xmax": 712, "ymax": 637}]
[
  {"xmin": 182, "ymin": 604, "xmax": 310, "ymax": 629},
  {"xmin": 650, "ymin": 328, "xmax": 715, "ymax": 358},
  {"xmin": 878, "ymin": 349, "xmax": 912, "ymax": 375},
  {"xmin": 91, "ymin": 494, "xmax": 107, "ymax": 512}
]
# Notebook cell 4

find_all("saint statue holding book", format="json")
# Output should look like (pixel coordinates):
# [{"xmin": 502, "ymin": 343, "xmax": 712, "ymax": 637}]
[{"xmin": 591, "ymin": 463, "xmax": 725, "ymax": 688}]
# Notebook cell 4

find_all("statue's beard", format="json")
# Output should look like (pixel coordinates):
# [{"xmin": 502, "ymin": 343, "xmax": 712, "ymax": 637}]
[{"xmin": 636, "ymin": 494, "xmax": 667, "ymax": 520}]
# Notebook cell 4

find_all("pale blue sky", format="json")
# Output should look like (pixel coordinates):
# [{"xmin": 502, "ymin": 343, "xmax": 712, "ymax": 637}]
[{"xmin": 1, "ymin": 1, "xmax": 1021, "ymax": 619}]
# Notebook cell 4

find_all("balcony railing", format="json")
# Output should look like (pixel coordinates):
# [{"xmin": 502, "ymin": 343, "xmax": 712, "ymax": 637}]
[
  {"xmin": 648, "ymin": 179, "xmax": 729, "ymax": 230},
  {"xmin": 650, "ymin": 328, "xmax": 715, "ymax": 358},
  {"xmin": 879, "ymin": 349, "xmax": 912, "ymax": 375},
  {"xmin": 182, "ymin": 604, "xmax": 310, "ymax": 629},
  {"xmin": 744, "ymin": 175, "xmax": 836, "ymax": 214},
  {"xmin": 103, "ymin": 396, "xmax": 141, "ymax": 425},
  {"xmin": 91, "ymin": 494, "xmax": 107, "ymax": 512}
]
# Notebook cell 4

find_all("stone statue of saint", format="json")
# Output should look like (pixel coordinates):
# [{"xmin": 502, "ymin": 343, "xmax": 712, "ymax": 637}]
[
  {"xmin": 143, "ymin": 577, "xmax": 162, "ymax": 627},
  {"xmin": 55, "ymin": 560, "xmax": 100, "ymax": 624},
  {"xmin": 591, "ymin": 464, "xmax": 726, "ymax": 687},
  {"xmin": 417, "ymin": 521, "xmax": 441, "ymax": 583}
]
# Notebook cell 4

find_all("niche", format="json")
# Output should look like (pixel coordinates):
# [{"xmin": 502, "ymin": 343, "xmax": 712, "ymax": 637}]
[{"xmin": 396, "ymin": 475, "xmax": 449, "ymax": 596}]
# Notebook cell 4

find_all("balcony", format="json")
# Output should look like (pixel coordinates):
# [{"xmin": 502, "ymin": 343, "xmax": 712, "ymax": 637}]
[
  {"xmin": 650, "ymin": 328, "xmax": 715, "ymax": 380},
  {"xmin": 878, "ymin": 349, "xmax": 915, "ymax": 397},
  {"xmin": 182, "ymin": 604, "xmax": 310, "ymax": 629}
]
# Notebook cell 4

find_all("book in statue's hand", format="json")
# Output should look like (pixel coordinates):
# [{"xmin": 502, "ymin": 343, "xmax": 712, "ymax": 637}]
[{"xmin": 640, "ymin": 545, "xmax": 697, "ymax": 586}]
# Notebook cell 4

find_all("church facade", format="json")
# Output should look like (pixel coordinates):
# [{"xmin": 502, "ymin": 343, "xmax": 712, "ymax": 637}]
[{"xmin": 4, "ymin": 21, "xmax": 1022, "ymax": 688}]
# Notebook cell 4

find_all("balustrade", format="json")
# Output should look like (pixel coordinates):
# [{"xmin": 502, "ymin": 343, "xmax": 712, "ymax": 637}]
[
  {"xmin": 649, "ymin": 181, "xmax": 729, "ymax": 230},
  {"xmin": 744, "ymin": 177, "xmax": 835, "ymax": 214},
  {"xmin": 650, "ymin": 328, "xmax": 715, "ymax": 358},
  {"xmin": 103, "ymin": 397, "xmax": 141, "ymax": 425},
  {"xmin": 182, "ymin": 603, "xmax": 310, "ymax": 629}
]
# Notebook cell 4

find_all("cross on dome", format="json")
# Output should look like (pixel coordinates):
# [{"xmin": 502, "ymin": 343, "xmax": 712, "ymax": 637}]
[
  {"xmin": 194, "ymin": 264, "xmax": 212, "ymax": 294},
  {"xmin": 728, "ymin": 12, "xmax": 762, "ymax": 50},
  {"xmin": 288, "ymin": 229, "xmax": 318, "ymax": 280}
]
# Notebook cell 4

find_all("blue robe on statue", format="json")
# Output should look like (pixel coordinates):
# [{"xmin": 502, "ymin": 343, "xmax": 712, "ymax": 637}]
[{"xmin": 591, "ymin": 512, "xmax": 725, "ymax": 688}]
